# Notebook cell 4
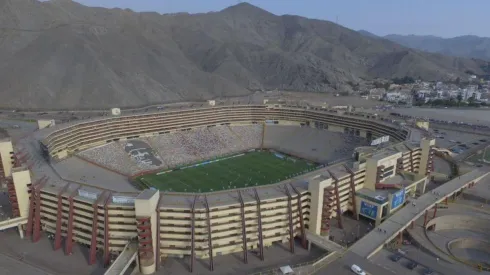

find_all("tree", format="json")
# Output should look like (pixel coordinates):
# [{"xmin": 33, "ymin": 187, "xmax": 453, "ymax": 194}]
[
  {"xmin": 457, "ymin": 93, "xmax": 463, "ymax": 105},
  {"xmin": 383, "ymin": 83, "xmax": 391, "ymax": 90},
  {"xmin": 373, "ymin": 81, "xmax": 384, "ymax": 89},
  {"xmin": 392, "ymin": 76, "xmax": 415, "ymax": 85}
]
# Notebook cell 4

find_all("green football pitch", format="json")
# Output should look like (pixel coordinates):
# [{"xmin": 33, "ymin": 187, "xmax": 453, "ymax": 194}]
[{"xmin": 138, "ymin": 151, "xmax": 318, "ymax": 192}]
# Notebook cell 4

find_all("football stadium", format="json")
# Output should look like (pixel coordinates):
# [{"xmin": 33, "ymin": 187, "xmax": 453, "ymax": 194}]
[{"xmin": 0, "ymin": 102, "xmax": 440, "ymax": 274}]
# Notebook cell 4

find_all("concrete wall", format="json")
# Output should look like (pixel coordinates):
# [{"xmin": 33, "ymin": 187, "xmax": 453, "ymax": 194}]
[
  {"xmin": 37, "ymin": 119, "xmax": 55, "ymax": 130},
  {"xmin": 308, "ymin": 177, "xmax": 333, "ymax": 235},
  {"xmin": 42, "ymin": 106, "xmax": 408, "ymax": 160},
  {"xmin": 0, "ymin": 140, "xmax": 14, "ymax": 177},
  {"xmin": 11, "ymin": 168, "xmax": 31, "ymax": 218},
  {"xmin": 425, "ymin": 214, "xmax": 490, "ymax": 234},
  {"xmin": 447, "ymin": 238, "xmax": 490, "ymax": 255},
  {"xmin": 419, "ymin": 138, "xmax": 436, "ymax": 176}
]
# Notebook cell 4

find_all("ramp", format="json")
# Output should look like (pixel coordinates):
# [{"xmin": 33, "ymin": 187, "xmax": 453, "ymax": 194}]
[
  {"xmin": 104, "ymin": 241, "xmax": 138, "ymax": 275},
  {"xmin": 433, "ymin": 147, "xmax": 454, "ymax": 157},
  {"xmin": 0, "ymin": 217, "xmax": 27, "ymax": 231},
  {"xmin": 305, "ymin": 231, "xmax": 346, "ymax": 253},
  {"xmin": 350, "ymin": 168, "xmax": 490, "ymax": 259}
]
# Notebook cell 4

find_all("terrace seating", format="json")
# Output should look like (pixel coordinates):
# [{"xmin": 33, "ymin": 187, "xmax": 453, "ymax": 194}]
[
  {"xmin": 77, "ymin": 125, "xmax": 265, "ymax": 175},
  {"xmin": 263, "ymin": 125, "xmax": 369, "ymax": 163},
  {"xmin": 78, "ymin": 142, "xmax": 139, "ymax": 175}
]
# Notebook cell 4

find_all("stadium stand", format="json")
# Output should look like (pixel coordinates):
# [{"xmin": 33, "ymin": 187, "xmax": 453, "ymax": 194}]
[
  {"xmin": 78, "ymin": 124, "xmax": 266, "ymax": 174},
  {"xmin": 229, "ymin": 124, "xmax": 263, "ymax": 149},
  {"xmin": 78, "ymin": 142, "xmax": 139, "ymax": 175},
  {"xmin": 263, "ymin": 125, "xmax": 369, "ymax": 163}
]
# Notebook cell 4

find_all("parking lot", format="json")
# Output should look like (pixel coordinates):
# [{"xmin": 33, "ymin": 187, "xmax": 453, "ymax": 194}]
[
  {"xmin": 372, "ymin": 248, "xmax": 440, "ymax": 275},
  {"xmin": 371, "ymin": 244, "xmax": 485, "ymax": 275},
  {"xmin": 432, "ymin": 128, "xmax": 487, "ymax": 150}
]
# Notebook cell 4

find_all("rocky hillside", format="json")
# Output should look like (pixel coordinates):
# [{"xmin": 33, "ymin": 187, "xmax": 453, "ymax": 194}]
[
  {"xmin": 0, "ymin": 0, "xmax": 488, "ymax": 109},
  {"xmin": 384, "ymin": 34, "xmax": 490, "ymax": 61}
]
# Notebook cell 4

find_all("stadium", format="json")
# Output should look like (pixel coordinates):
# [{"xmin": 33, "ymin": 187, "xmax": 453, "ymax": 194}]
[{"xmin": 0, "ymin": 102, "xmax": 436, "ymax": 274}]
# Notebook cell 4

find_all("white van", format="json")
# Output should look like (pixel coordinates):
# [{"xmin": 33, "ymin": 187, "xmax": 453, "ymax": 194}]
[{"xmin": 351, "ymin": 264, "xmax": 366, "ymax": 275}]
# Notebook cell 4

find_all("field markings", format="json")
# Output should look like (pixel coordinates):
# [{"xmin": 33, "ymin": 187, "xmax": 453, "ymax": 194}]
[{"xmin": 142, "ymin": 151, "xmax": 317, "ymax": 192}]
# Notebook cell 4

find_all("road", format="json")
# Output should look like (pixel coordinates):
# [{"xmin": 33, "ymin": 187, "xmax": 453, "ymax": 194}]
[
  {"xmin": 317, "ymin": 251, "xmax": 395, "ymax": 275},
  {"xmin": 371, "ymin": 247, "xmax": 485, "ymax": 275},
  {"xmin": 0, "ymin": 252, "xmax": 54, "ymax": 275},
  {"xmin": 350, "ymin": 168, "xmax": 490, "ymax": 258}
]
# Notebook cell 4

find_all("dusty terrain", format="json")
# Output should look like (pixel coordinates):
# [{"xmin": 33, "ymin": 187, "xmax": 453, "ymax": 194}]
[{"xmin": 0, "ymin": 0, "xmax": 488, "ymax": 109}]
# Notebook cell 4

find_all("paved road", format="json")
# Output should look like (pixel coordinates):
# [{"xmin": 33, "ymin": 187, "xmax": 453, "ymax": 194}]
[
  {"xmin": 372, "ymin": 247, "xmax": 486, "ymax": 275},
  {"xmin": 317, "ymin": 251, "xmax": 396, "ymax": 275},
  {"xmin": 350, "ymin": 168, "xmax": 490, "ymax": 258},
  {"xmin": 0, "ymin": 253, "xmax": 53, "ymax": 275}
]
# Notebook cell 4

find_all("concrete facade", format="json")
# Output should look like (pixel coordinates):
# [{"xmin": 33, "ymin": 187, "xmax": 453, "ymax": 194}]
[
  {"xmin": 0, "ymin": 139, "xmax": 14, "ymax": 177},
  {"xmin": 2, "ymin": 104, "xmax": 440, "ymax": 273},
  {"xmin": 39, "ymin": 105, "xmax": 410, "ymax": 161}
]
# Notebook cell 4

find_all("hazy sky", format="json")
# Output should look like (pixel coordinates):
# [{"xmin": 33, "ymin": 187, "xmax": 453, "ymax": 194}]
[{"xmin": 73, "ymin": 0, "xmax": 489, "ymax": 38}]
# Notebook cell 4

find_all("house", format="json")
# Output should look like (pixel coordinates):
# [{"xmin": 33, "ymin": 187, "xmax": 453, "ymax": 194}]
[
  {"xmin": 462, "ymin": 89, "xmax": 481, "ymax": 101},
  {"xmin": 385, "ymin": 91, "xmax": 410, "ymax": 103},
  {"xmin": 416, "ymin": 89, "xmax": 431, "ymax": 99},
  {"xmin": 369, "ymin": 88, "xmax": 385, "ymax": 100}
]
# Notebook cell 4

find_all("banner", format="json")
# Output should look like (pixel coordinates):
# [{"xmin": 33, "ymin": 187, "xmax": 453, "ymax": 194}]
[
  {"xmin": 360, "ymin": 201, "xmax": 378, "ymax": 219},
  {"xmin": 78, "ymin": 189, "xmax": 97, "ymax": 200},
  {"xmin": 391, "ymin": 189, "xmax": 406, "ymax": 209},
  {"xmin": 371, "ymin": 135, "xmax": 390, "ymax": 146},
  {"xmin": 112, "ymin": 196, "xmax": 135, "ymax": 204}
]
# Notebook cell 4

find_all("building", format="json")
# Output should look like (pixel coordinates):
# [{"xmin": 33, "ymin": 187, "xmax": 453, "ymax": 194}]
[
  {"xmin": 1, "ymin": 104, "xmax": 435, "ymax": 274},
  {"xmin": 462, "ymin": 89, "xmax": 481, "ymax": 101},
  {"xmin": 368, "ymin": 88, "xmax": 385, "ymax": 100},
  {"xmin": 385, "ymin": 91, "xmax": 410, "ymax": 103}
]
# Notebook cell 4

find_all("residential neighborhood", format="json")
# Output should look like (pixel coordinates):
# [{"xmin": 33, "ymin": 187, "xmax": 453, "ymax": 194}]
[{"xmin": 359, "ymin": 76, "xmax": 490, "ymax": 106}]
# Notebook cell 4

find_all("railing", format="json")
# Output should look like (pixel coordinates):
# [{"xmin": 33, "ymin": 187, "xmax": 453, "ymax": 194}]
[
  {"xmin": 104, "ymin": 241, "xmax": 138, "ymax": 275},
  {"xmin": 247, "ymin": 251, "xmax": 341, "ymax": 275},
  {"xmin": 0, "ymin": 216, "xmax": 27, "ymax": 231}
]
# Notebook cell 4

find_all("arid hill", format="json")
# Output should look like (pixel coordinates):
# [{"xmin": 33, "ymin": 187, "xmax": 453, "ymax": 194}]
[{"xmin": 0, "ymin": 0, "xmax": 488, "ymax": 109}]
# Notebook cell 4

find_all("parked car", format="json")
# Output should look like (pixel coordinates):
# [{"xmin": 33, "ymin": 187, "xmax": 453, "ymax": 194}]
[
  {"xmin": 423, "ymin": 268, "xmax": 434, "ymax": 275},
  {"xmin": 407, "ymin": 261, "xmax": 418, "ymax": 270},
  {"xmin": 390, "ymin": 254, "xmax": 402, "ymax": 262}
]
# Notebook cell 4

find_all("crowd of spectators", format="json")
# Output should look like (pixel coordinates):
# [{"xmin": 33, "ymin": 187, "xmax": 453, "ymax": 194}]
[
  {"xmin": 231, "ymin": 125, "xmax": 263, "ymax": 149},
  {"xmin": 149, "ymin": 132, "xmax": 198, "ymax": 168},
  {"xmin": 150, "ymin": 125, "xmax": 263, "ymax": 165},
  {"xmin": 78, "ymin": 142, "xmax": 139, "ymax": 175},
  {"xmin": 78, "ymin": 125, "xmax": 265, "ymax": 174}
]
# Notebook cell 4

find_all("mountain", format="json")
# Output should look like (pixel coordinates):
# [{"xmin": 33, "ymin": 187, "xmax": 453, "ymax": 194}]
[
  {"xmin": 0, "ymin": 1, "xmax": 489, "ymax": 109},
  {"xmin": 382, "ymin": 34, "xmax": 490, "ymax": 61},
  {"xmin": 358, "ymin": 30, "xmax": 378, "ymax": 38}
]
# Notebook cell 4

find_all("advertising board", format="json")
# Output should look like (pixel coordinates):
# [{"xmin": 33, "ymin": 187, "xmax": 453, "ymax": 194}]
[
  {"xmin": 391, "ymin": 189, "xmax": 406, "ymax": 209},
  {"xmin": 78, "ymin": 189, "xmax": 97, "ymax": 200},
  {"xmin": 112, "ymin": 196, "xmax": 135, "ymax": 204},
  {"xmin": 360, "ymin": 201, "xmax": 378, "ymax": 219},
  {"xmin": 371, "ymin": 135, "xmax": 390, "ymax": 146}
]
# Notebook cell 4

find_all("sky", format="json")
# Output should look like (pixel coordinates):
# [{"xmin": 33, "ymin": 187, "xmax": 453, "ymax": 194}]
[{"xmin": 72, "ymin": 0, "xmax": 490, "ymax": 38}]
